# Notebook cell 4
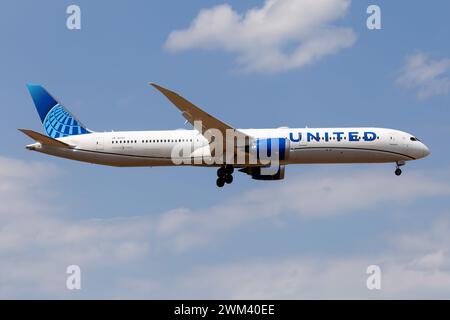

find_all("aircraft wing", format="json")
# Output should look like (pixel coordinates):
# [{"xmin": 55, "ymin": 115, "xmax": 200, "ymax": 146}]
[
  {"xmin": 19, "ymin": 129, "xmax": 72, "ymax": 148},
  {"xmin": 150, "ymin": 83, "xmax": 250, "ymax": 143}
]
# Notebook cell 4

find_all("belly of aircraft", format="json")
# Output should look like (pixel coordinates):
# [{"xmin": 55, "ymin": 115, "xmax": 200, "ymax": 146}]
[{"xmin": 289, "ymin": 146, "xmax": 411, "ymax": 164}]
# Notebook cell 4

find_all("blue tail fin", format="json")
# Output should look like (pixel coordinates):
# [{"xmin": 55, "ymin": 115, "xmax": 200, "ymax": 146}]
[{"xmin": 26, "ymin": 84, "xmax": 91, "ymax": 138}]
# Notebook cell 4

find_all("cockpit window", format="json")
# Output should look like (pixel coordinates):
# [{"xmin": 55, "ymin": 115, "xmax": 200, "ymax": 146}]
[{"xmin": 410, "ymin": 137, "xmax": 421, "ymax": 142}]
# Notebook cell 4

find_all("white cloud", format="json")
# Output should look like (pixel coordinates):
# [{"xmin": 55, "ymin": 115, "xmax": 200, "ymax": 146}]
[
  {"xmin": 0, "ymin": 156, "xmax": 153, "ymax": 297},
  {"xmin": 397, "ymin": 52, "xmax": 450, "ymax": 99},
  {"xmin": 149, "ymin": 218, "xmax": 450, "ymax": 299},
  {"xmin": 116, "ymin": 217, "xmax": 450, "ymax": 299},
  {"xmin": 175, "ymin": 246, "xmax": 450, "ymax": 299},
  {"xmin": 0, "ymin": 156, "xmax": 59, "ymax": 219},
  {"xmin": 164, "ymin": 0, "xmax": 356, "ymax": 73},
  {"xmin": 2, "ymin": 155, "xmax": 450, "ymax": 298},
  {"xmin": 155, "ymin": 169, "xmax": 450, "ymax": 251}
]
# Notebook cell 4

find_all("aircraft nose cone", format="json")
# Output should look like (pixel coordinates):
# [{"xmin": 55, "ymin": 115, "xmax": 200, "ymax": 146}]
[{"xmin": 422, "ymin": 144, "xmax": 430, "ymax": 158}]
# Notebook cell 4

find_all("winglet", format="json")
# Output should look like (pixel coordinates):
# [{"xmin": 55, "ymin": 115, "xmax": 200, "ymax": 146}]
[
  {"xmin": 150, "ymin": 83, "xmax": 198, "ymax": 120},
  {"xmin": 19, "ymin": 129, "xmax": 72, "ymax": 148},
  {"xmin": 150, "ymin": 83, "xmax": 172, "ymax": 94}
]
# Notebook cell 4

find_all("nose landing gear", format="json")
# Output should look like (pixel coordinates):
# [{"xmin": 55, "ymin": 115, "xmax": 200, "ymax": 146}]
[
  {"xmin": 395, "ymin": 161, "xmax": 405, "ymax": 176},
  {"xmin": 216, "ymin": 165, "xmax": 234, "ymax": 188}
]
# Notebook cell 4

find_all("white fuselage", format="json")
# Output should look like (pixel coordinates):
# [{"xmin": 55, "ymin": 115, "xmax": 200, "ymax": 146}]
[{"xmin": 26, "ymin": 127, "xmax": 430, "ymax": 167}]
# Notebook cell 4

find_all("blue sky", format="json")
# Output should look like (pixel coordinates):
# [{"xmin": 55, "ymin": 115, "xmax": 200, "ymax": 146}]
[{"xmin": 1, "ymin": 0, "xmax": 450, "ymax": 298}]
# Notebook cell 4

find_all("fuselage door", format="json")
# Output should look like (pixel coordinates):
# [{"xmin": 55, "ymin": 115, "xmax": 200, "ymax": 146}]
[
  {"xmin": 389, "ymin": 133, "xmax": 398, "ymax": 146},
  {"xmin": 95, "ymin": 136, "xmax": 104, "ymax": 150}
]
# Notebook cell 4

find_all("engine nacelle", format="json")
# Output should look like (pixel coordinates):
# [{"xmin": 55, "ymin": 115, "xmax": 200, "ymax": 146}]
[
  {"xmin": 239, "ymin": 165, "xmax": 286, "ymax": 181},
  {"xmin": 249, "ymin": 138, "xmax": 290, "ymax": 163}
]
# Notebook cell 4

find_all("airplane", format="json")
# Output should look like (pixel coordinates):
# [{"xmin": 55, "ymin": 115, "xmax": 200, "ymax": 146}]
[{"xmin": 20, "ymin": 83, "xmax": 430, "ymax": 187}]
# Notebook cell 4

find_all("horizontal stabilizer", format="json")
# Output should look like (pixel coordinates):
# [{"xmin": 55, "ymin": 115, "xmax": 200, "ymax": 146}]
[{"xmin": 18, "ymin": 129, "xmax": 72, "ymax": 148}]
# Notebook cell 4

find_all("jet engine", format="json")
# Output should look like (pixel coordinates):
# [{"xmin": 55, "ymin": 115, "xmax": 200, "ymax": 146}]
[{"xmin": 247, "ymin": 137, "xmax": 290, "ymax": 163}]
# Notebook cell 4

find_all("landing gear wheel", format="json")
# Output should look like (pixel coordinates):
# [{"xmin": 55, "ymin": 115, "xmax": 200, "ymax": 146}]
[
  {"xmin": 395, "ymin": 161, "xmax": 405, "ymax": 176},
  {"xmin": 217, "ymin": 167, "xmax": 226, "ymax": 178},
  {"xmin": 216, "ymin": 178, "xmax": 225, "ymax": 188},
  {"xmin": 224, "ymin": 174, "xmax": 233, "ymax": 184},
  {"xmin": 225, "ymin": 165, "xmax": 234, "ymax": 175},
  {"xmin": 217, "ymin": 165, "xmax": 234, "ymax": 186}
]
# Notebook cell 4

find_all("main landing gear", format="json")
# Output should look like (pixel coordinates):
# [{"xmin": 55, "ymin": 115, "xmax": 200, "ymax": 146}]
[
  {"xmin": 216, "ymin": 165, "xmax": 234, "ymax": 188},
  {"xmin": 395, "ymin": 161, "xmax": 405, "ymax": 176}
]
